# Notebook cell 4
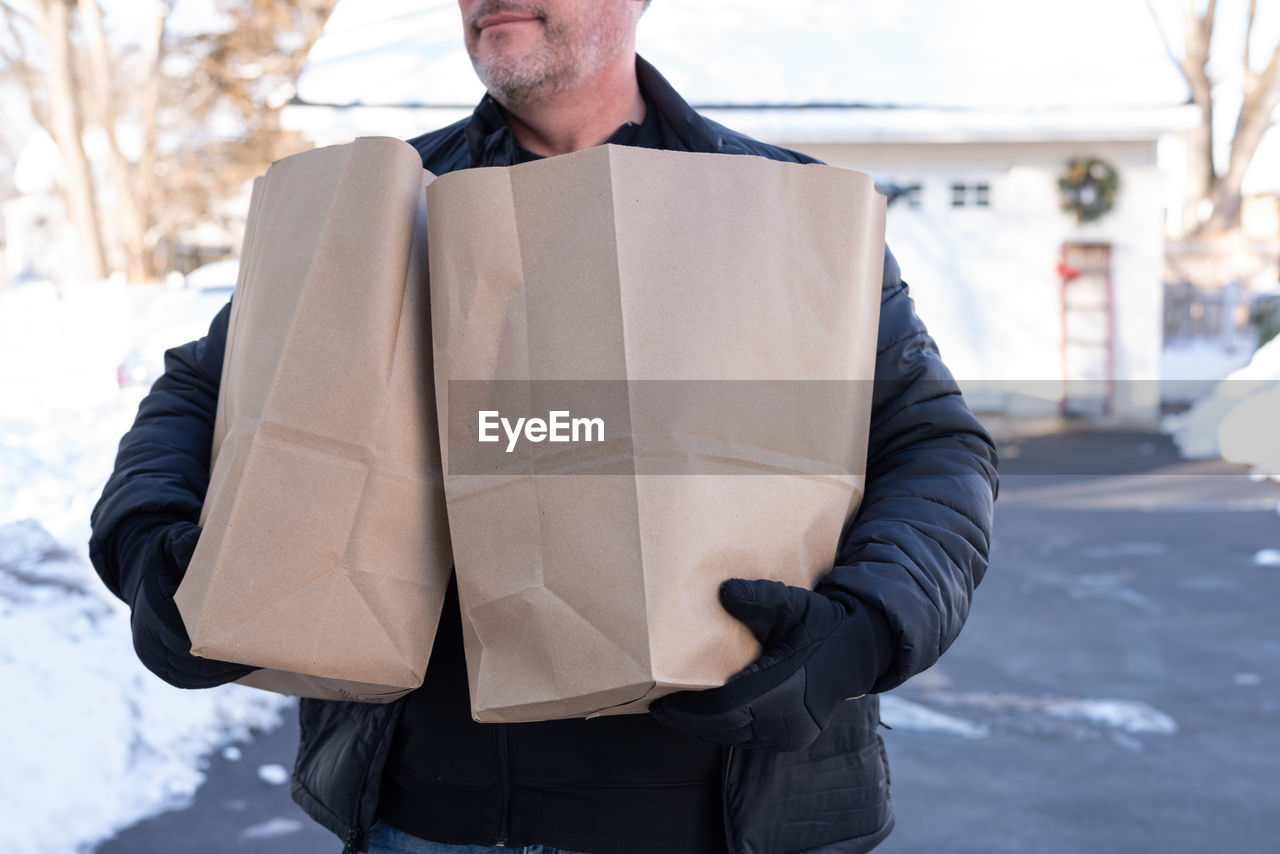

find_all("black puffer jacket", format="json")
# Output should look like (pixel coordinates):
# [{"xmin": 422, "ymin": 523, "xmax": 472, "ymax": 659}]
[{"xmin": 90, "ymin": 57, "xmax": 997, "ymax": 854}]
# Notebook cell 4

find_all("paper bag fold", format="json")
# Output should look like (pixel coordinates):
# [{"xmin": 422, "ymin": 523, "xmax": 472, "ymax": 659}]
[
  {"xmin": 176, "ymin": 137, "xmax": 452, "ymax": 703},
  {"xmin": 428, "ymin": 145, "xmax": 885, "ymax": 721}
]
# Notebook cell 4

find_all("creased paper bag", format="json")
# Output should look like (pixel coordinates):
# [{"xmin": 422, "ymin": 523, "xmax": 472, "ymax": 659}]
[
  {"xmin": 427, "ymin": 144, "xmax": 885, "ymax": 722},
  {"xmin": 175, "ymin": 138, "xmax": 452, "ymax": 703}
]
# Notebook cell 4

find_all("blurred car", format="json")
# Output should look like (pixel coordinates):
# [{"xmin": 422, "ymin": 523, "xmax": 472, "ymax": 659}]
[
  {"xmin": 117, "ymin": 261, "xmax": 238, "ymax": 390},
  {"xmin": 183, "ymin": 258, "xmax": 240, "ymax": 294}
]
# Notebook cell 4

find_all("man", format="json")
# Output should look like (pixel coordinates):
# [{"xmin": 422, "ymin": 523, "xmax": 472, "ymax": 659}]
[{"xmin": 89, "ymin": 2, "xmax": 998, "ymax": 852}]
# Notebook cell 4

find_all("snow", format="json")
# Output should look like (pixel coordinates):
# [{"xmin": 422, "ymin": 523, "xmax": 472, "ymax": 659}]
[
  {"xmin": 879, "ymin": 695, "xmax": 990, "ymax": 739},
  {"xmin": 0, "ymin": 282, "xmax": 291, "ymax": 854},
  {"xmin": 889, "ymin": 692, "xmax": 1181, "ymax": 740},
  {"xmin": 1160, "ymin": 338, "xmax": 1257, "ymax": 403},
  {"xmin": 1164, "ymin": 334, "xmax": 1280, "ymax": 467},
  {"xmin": 256, "ymin": 764, "xmax": 290, "ymax": 786},
  {"xmin": 1043, "ymin": 699, "xmax": 1178, "ymax": 736},
  {"xmin": 240, "ymin": 817, "xmax": 304, "ymax": 840},
  {"xmin": 1253, "ymin": 549, "xmax": 1280, "ymax": 568}
]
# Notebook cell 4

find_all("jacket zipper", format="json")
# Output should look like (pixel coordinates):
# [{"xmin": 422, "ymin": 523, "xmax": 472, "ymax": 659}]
[
  {"xmin": 495, "ymin": 722, "xmax": 511, "ymax": 846},
  {"xmin": 342, "ymin": 703, "xmax": 404, "ymax": 854},
  {"xmin": 720, "ymin": 746, "xmax": 737, "ymax": 854}
]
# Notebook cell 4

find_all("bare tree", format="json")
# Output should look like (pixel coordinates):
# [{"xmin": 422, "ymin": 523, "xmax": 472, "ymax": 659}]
[
  {"xmin": 156, "ymin": 0, "xmax": 337, "ymax": 263},
  {"xmin": 1149, "ymin": 0, "xmax": 1280, "ymax": 235},
  {"xmin": 77, "ymin": 0, "xmax": 166, "ymax": 284},
  {"xmin": 1, "ymin": 0, "xmax": 109, "ymax": 280},
  {"xmin": 0, "ymin": 0, "xmax": 335, "ymax": 283}
]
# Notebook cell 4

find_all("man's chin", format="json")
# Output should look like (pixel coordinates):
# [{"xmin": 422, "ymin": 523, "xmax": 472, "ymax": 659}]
[{"xmin": 474, "ymin": 56, "xmax": 560, "ymax": 105}]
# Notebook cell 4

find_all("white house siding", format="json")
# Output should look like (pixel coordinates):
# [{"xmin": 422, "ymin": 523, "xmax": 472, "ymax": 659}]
[
  {"xmin": 788, "ymin": 140, "xmax": 1165, "ymax": 418},
  {"xmin": 283, "ymin": 0, "xmax": 1194, "ymax": 423},
  {"xmin": 276, "ymin": 104, "xmax": 1173, "ymax": 421}
]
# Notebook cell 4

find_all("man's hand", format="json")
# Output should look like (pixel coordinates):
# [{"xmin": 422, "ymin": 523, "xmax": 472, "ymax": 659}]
[
  {"xmin": 125, "ymin": 520, "xmax": 259, "ymax": 689},
  {"xmin": 650, "ymin": 578, "xmax": 891, "ymax": 752}
]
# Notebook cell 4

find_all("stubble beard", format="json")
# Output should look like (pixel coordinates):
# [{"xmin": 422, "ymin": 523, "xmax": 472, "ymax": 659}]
[{"xmin": 466, "ymin": 2, "xmax": 632, "ymax": 109}]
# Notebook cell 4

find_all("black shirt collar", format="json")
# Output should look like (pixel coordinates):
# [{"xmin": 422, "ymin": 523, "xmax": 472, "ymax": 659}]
[{"xmin": 510, "ymin": 94, "xmax": 663, "ymax": 163}]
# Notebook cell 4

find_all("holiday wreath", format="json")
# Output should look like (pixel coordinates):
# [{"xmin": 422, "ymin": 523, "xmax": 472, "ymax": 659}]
[{"xmin": 1057, "ymin": 157, "xmax": 1119, "ymax": 224}]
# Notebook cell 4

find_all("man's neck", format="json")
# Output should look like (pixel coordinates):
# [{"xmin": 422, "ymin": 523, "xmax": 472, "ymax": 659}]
[{"xmin": 500, "ymin": 52, "xmax": 645, "ymax": 157}]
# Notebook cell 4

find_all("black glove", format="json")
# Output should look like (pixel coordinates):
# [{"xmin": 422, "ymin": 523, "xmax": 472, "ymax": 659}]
[
  {"xmin": 650, "ymin": 577, "xmax": 892, "ymax": 752},
  {"xmin": 119, "ymin": 517, "xmax": 259, "ymax": 689}
]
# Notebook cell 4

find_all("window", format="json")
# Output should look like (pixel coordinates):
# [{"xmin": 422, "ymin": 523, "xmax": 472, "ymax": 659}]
[{"xmin": 950, "ymin": 182, "xmax": 993, "ymax": 208}]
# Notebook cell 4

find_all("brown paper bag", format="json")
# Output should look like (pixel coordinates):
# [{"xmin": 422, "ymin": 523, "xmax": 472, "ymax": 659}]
[
  {"xmin": 175, "ymin": 137, "xmax": 453, "ymax": 703},
  {"xmin": 427, "ymin": 145, "xmax": 885, "ymax": 722}
]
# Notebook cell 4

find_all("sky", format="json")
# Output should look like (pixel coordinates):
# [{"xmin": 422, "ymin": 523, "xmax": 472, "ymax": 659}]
[{"xmin": 297, "ymin": 0, "xmax": 1194, "ymax": 108}]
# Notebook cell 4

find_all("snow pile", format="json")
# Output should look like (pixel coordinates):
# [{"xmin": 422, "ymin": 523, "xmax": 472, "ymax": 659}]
[
  {"xmin": 0, "ymin": 280, "xmax": 128, "ymax": 414},
  {"xmin": 0, "ymin": 396, "xmax": 137, "ymax": 547},
  {"xmin": 240, "ymin": 817, "xmax": 305, "ymax": 841},
  {"xmin": 0, "ymin": 536, "xmax": 288, "ymax": 853},
  {"xmin": 1044, "ymin": 698, "xmax": 1177, "ymax": 735},
  {"xmin": 1159, "ymin": 337, "xmax": 1256, "ymax": 404},
  {"xmin": 0, "ymin": 285, "xmax": 290, "ymax": 854},
  {"xmin": 879, "ymin": 695, "xmax": 990, "ymax": 739},
  {"xmin": 256, "ymin": 764, "xmax": 291, "ymax": 786},
  {"xmin": 1164, "ymin": 334, "xmax": 1280, "ymax": 469},
  {"xmin": 883, "ymin": 692, "xmax": 1181, "ymax": 740}
]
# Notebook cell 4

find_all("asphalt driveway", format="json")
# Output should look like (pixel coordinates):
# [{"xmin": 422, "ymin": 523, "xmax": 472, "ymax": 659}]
[{"xmin": 98, "ymin": 428, "xmax": 1280, "ymax": 854}]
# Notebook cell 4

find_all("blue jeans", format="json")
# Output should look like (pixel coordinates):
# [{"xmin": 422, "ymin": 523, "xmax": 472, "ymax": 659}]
[{"xmin": 365, "ymin": 821, "xmax": 591, "ymax": 854}]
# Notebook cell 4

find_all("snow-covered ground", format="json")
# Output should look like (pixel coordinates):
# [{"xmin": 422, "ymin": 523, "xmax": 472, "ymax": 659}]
[
  {"xmin": 880, "ymin": 693, "xmax": 1178, "ymax": 740},
  {"xmin": 1159, "ymin": 336, "xmax": 1257, "ymax": 403},
  {"xmin": 0, "ymin": 281, "xmax": 291, "ymax": 854},
  {"xmin": 1163, "ymin": 333, "xmax": 1280, "ymax": 472},
  {"xmin": 1, "ymin": 277, "xmax": 1272, "ymax": 852}
]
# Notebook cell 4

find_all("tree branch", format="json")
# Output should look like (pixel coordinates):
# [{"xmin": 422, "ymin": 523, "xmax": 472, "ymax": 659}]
[
  {"xmin": 36, "ymin": 0, "xmax": 110, "ymax": 278},
  {"xmin": 78, "ymin": 0, "xmax": 118, "ymax": 125},
  {"xmin": 1204, "ymin": 18, "xmax": 1280, "ymax": 232},
  {"xmin": 0, "ymin": 1, "xmax": 29, "ymax": 61},
  {"xmin": 295, "ymin": 0, "xmax": 332, "ymax": 44},
  {"xmin": 0, "ymin": 0, "xmax": 39, "ymax": 32},
  {"xmin": 1202, "ymin": 0, "xmax": 1219, "ymax": 41},
  {"xmin": 136, "ymin": 0, "xmax": 168, "ymax": 262},
  {"xmin": 1257, "ymin": 26, "xmax": 1280, "ymax": 93},
  {"xmin": 1143, "ymin": 0, "xmax": 1185, "ymax": 81},
  {"xmin": 1245, "ymin": 0, "xmax": 1257, "ymax": 74},
  {"xmin": 1176, "ymin": 0, "xmax": 1213, "ymax": 91},
  {"xmin": 0, "ymin": 0, "xmax": 51, "ymax": 131}
]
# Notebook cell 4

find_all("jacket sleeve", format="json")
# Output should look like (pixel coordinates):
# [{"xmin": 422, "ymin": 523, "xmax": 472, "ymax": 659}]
[
  {"xmin": 815, "ymin": 247, "xmax": 999, "ymax": 693},
  {"xmin": 88, "ymin": 301, "xmax": 231, "ymax": 602}
]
